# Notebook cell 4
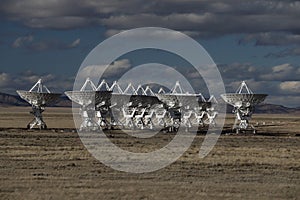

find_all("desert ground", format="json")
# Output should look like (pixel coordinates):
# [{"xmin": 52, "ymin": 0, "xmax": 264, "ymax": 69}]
[{"xmin": 0, "ymin": 106, "xmax": 299, "ymax": 199}]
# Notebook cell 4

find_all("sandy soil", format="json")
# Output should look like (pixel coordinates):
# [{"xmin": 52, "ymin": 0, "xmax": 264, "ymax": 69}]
[{"xmin": 0, "ymin": 107, "xmax": 299, "ymax": 199}]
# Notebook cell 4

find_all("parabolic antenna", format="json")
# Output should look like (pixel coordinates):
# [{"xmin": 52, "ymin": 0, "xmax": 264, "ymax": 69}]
[
  {"xmin": 155, "ymin": 81, "xmax": 206, "ymax": 108},
  {"xmin": 65, "ymin": 78, "xmax": 113, "ymax": 107},
  {"xmin": 156, "ymin": 93, "xmax": 206, "ymax": 108},
  {"xmin": 221, "ymin": 81, "xmax": 268, "ymax": 133},
  {"xmin": 221, "ymin": 93, "xmax": 267, "ymax": 107},
  {"xmin": 16, "ymin": 91, "xmax": 61, "ymax": 107},
  {"xmin": 65, "ymin": 90, "xmax": 112, "ymax": 107},
  {"xmin": 16, "ymin": 79, "xmax": 61, "ymax": 129},
  {"xmin": 65, "ymin": 78, "xmax": 113, "ymax": 131},
  {"xmin": 112, "ymin": 94, "xmax": 161, "ymax": 108}
]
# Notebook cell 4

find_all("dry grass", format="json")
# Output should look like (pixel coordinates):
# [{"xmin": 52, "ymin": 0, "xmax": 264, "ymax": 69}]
[{"xmin": 0, "ymin": 107, "xmax": 299, "ymax": 199}]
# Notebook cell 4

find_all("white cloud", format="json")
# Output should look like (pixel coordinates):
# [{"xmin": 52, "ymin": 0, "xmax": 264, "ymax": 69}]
[
  {"xmin": 105, "ymin": 29, "xmax": 123, "ymax": 37},
  {"xmin": 12, "ymin": 35, "xmax": 33, "ymax": 48},
  {"xmin": 101, "ymin": 13, "xmax": 215, "ymax": 30},
  {"xmin": 260, "ymin": 63, "xmax": 299, "ymax": 81},
  {"xmin": 68, "ymin": 38, "xmax": 80, "ymax": 48},
  {"xmin": 0, "ymin": 72, "xmax": 11, "ymax": 87},
  {"xmin": 24, "ymin": 16, "xmax": 97, "ymax": 29},
  {"xmin": 78, "ymin": 59, "xmax": 131, "ymax": 79},
  {"xmin": 272, "ymin": 64, "xmax": 292, "ymax": 73},
  {"xmin": 105, "ymin": 28, "xmax": 198, "ymax": 39},
  {"xmin": 11, "ymin": 35, "xmax": 81, "ymax": 51},
  {"xmin": 0, "ymin": 71, "xmax": 73, "ymax": 94},
  {"xmin": 280, "ymin": 81, "xmax": 300, "ymax": 94}
]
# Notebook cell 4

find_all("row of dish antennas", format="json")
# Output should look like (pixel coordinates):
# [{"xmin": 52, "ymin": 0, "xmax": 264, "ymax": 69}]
[
  {"xmin": 16, "ymin": 78, "xmax": 267, "ymax": 133},
  {"xmin": 65, "ymin": 78, "xmax": 218, "ymax": 132}
]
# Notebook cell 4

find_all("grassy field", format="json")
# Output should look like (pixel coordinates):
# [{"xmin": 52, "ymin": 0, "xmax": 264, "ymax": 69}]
[{"xmin": 0, "ymin": 107, "xmax": 299, "ymax": 199}]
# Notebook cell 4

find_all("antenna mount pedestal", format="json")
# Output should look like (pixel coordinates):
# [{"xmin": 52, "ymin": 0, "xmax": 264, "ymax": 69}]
[{"xmin": 28, "ymin": 105, "xmax": 47, "ymax": 129}]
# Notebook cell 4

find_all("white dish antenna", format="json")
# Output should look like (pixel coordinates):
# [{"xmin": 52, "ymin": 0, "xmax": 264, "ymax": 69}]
[
  {"xmin": 16, "ymin": 79, "xmax": 61, "ymax": 129},
  {"xmin": 155, "ymin": 81, "xmax": 208, "ymax": 108},
  {"xmin": 65, "ymin": 78, "xmax": 113, "ymax": 131},
  {"xmin": 221, "ymin": 81, "xmax": 268, "ymax": 133},
  {"xmin": 221, "ymin": 81, "xmax": 267, "ymax": 107}
]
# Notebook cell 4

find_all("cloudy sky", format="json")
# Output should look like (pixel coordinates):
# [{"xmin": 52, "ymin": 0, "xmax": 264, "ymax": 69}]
[{"xmin": 0, "ymin": 0, "xmax": 299, "ymax": 107}]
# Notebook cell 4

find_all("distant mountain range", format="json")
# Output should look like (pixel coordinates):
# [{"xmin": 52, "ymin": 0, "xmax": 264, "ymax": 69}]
[
  {"xmin": 0, "ymin": 92, "xmax": 299, "ymax": 114},
  {"xmin": 223, "ymin": 103, "xmax": 300, "ymax": 114}
]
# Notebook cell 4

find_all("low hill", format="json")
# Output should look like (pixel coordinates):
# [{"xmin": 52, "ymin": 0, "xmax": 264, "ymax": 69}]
[{"xmin": 0, "ymin": 92, "xmax": 28, "ymax": 106}]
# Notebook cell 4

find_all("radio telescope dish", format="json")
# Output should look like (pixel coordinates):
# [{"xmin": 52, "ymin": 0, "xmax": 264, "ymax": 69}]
[
  {"xmin": 65, "ymin": 78, "xmax": 113, "ymax": 131},
  {"xmin": 156, "ymin": 93, "xmax": 205, "ymax": 108},
  {"xmin": 155, "ymin": 81, "xmax": 205, "ymax": 108},
  {"xmin": 109, "ymin": 93, "xmax": 161, "ymax": 112},
  {"xmin": 221, "ymin": 81, "xmax": 268, "ymax": 133},
  {"xmin": 221, "ymin": 93, "xmax": 267, "ymax": 107},
  {"xmin": 16, "ymin": 79, "xmax": 61, "ymax": 129},
  {"xmin": 65, "ymin": 78, "xmax": 113, "ymax": 106},
  {"xmin": 65, "ymin": 90, "xmax": 112, "ymax": 107}
]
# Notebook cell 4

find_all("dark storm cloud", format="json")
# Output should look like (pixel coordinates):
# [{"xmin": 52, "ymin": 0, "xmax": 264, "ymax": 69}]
[{"xmin": 1, "ymin": 0, "xmax": 300, "ymax": 42}]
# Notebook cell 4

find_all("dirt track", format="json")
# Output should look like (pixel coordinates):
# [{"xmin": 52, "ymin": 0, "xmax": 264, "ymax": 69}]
[{"xmin": 0, "ymin": 107, "xmax": 299, "ymax": 199}]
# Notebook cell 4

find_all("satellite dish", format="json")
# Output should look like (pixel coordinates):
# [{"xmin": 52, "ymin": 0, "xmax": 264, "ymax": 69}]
[
  {"xmin": 65, "ymin": 90, "xmax": 112, "ymax": 107},
  {"xmin": 16, "ymin": 79, "xmax": 61, "ymax": 129},
  {"xmin": 65, "ymin": 78, "xmax": 113, "ymax": 131},
  {"xmin": 155, "ymin": 81, "xmax": 206, "ymax": 108},
  {"xmin": 156, "ymin": 93, "xmax": 205, "ymax": 108},
  {"xmin": 221, "ymin": 81, "xmax": 268, "ymax": 133},
  {"xmin": 221, "ymin": 93, "xmax": 267, "ymax": 108}
]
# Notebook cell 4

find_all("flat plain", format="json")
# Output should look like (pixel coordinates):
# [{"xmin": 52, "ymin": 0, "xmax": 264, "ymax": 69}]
[{"xmin": 0, "ymin": 107, "xmax": 299, "ymax": 199}]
